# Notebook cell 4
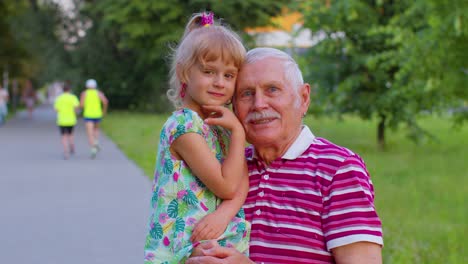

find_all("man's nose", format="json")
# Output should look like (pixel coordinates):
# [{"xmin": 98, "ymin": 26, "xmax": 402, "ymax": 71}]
[{"xmin": 253, "ymin": 93, "xmax": 268, "ymax": 109}]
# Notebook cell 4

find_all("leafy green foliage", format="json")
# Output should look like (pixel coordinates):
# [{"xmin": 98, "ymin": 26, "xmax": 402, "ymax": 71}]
[
  {"xmin": 301, "ymin": 0, "xmax": 468, "ymax": 147},
  {"xmin": 1, "ymin": 0, "xmax": 69, "ymax": 83},
  {"xmin": 0, "ymin": 1, "xmax": 29, "ymax": 76}
]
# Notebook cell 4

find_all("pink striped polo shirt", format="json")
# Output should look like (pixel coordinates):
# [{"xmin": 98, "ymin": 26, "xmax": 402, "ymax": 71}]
[{"xmin": 243, "ymin": 126, "xmax": 383, "ymax": 264}]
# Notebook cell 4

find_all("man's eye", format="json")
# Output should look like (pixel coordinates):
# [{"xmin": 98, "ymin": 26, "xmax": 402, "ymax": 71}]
[
  {"xmin": 268, "ymin": 86, "xmax": 279, "ymax": 92},
  {"xmin": 241, "ymin": 90, "xmax": 253, "ymax": 97}
]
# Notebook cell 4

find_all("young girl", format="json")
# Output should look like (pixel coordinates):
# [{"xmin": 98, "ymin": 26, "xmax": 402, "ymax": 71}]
[{"xmin": 144, "ymin": 12, "xmax": 250, "ymax": 263}]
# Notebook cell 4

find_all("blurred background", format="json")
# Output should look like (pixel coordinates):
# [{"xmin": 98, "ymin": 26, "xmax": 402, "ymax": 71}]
[{"xmin": 1, "ymin": 0, "xmax": 467, "ymax": 263}]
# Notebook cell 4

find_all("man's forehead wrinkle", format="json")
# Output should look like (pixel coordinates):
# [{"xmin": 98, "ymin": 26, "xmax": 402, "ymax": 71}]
[{"xmin": 238, "ymin": 74, "xmax": 258, "ymax": 89}]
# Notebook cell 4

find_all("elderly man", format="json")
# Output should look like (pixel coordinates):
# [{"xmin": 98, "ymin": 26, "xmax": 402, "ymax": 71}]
[{"xmin": 188, "ymin": 47, "xmax": 383, "ymax": 264}]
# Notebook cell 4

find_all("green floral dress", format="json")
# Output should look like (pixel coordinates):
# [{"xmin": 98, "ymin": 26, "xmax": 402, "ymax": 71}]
[{"xmin": 144, "ymin": 108, "xmax": 250, "ymax": 264}]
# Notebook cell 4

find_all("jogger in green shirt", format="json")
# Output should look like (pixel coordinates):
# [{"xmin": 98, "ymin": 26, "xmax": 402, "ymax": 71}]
[
  {"xmin": 80, "ymin": 79, "xmax": 109, "ymax": 159},
  {"xmin": 54, "ymin": 82, "xmax": 80, "ymax": 159}
]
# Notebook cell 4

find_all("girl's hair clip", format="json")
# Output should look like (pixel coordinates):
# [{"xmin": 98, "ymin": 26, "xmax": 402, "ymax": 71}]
[{"xmin": 200, "ymin": 12, "xmax": 214, "ymax": 27}]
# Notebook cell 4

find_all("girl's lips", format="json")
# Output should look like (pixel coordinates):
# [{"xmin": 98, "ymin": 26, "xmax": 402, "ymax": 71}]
[{"xmin": 208, "ymin": 92, "xmax": 225, "ymax": 97}]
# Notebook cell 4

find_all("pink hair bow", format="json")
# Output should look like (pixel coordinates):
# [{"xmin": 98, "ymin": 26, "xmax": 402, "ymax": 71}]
[{"xmin": 201, "ymin": 12, "xmax": 214, "ymax": 27}]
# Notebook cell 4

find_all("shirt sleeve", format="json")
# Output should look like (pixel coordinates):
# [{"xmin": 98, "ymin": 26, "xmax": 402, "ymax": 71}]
[
  {"xmin": 321, "ymin": 154, "xmax": 383, "ymax": 250},
  {"xmin": 166, "ymin": 109, "xmax": 205, "ymax": 145}
]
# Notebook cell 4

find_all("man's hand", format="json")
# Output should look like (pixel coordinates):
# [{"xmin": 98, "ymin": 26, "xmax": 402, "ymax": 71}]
[
  {"xmin": 190, "ymin": 212, "xmax": 230, "ymax": 243},
  {"xmin": 186, "ymin": 240, "xmax": 253, "ymax": 264}
]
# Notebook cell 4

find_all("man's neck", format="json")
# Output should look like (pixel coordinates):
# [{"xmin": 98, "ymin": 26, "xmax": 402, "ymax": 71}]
[{"xmin": 255, "ymin": 127, "xmax": 302, "ymax": 165}]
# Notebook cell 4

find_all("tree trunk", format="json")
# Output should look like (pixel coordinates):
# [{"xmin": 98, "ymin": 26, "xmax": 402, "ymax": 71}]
[
  {"xmin": 377, "ymin": 114, "xmax": 386, "ymax": 150},
  {"xmin": 29, "ymin": 0, "xmax": 38, "ymax": 12}
]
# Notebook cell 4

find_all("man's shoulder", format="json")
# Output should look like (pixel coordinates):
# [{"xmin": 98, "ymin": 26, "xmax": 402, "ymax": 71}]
[
  {"xmin": 59, "ymin": 93, "xmax": 76, "ymax": 99},
  {"xmin": 305, "ymin": 137, "xmax": 358, "ymax": 161},
  {"xmin": 55, "ymin": 93, "xmax": 66, "ymax": 100}
]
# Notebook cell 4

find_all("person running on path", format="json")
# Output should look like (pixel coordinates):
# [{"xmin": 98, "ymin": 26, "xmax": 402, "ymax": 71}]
[
  {"xmin": 80, "ymin": 79, "xmax": 108, "ymax": 159},
  {"xmin": 22, "ymin": 80, "xmax": 37, "ymax": 119},
  {"xmin": 0, "ymin": 84, "xmax": 9, "ymax": 125},
  {"xmin": 143, "ymin": 12, "xmax": 250, "ymax": 264},
  {"xmin": 54, "ymin": 81, "xmax": 80, "ymax": 159}
]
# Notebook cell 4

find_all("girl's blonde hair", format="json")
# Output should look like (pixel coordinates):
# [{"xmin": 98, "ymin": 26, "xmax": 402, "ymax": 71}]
[{"xmin": 167, "ymin": 12, "xmax": 246, "ymax": 108}]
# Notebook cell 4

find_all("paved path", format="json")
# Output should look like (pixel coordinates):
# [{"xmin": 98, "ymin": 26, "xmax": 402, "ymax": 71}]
[{"xmin": 0, "ymin": 104, "xmax": 152, "ymax": 264}]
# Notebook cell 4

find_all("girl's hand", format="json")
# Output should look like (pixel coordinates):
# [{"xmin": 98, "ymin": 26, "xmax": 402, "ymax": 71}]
[
  {"xmin": 187, "ymin": 240, "xmax": 254, "ymax": 264},
  {"xmin": 202, "ymin": 105, "xmax": 243, "ymax": 133},
  {"xmin": 190, "ymin": 211, "xmax": 230, "ymax": 243}
]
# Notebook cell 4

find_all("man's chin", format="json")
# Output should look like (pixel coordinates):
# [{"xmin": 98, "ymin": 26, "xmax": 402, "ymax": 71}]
[{"xmin": 247, "ymin": 133, "xmax": 278, "ymax": 146}]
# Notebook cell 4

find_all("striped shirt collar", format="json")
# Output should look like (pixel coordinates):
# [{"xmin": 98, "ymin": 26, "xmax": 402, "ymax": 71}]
[
  {"xmin": 282, "ymin": 125, "xmax": 315, "ymax": 160},
  {"xmin": 247, "ymin": 125, "xmax": 316, "ymax": 161}
]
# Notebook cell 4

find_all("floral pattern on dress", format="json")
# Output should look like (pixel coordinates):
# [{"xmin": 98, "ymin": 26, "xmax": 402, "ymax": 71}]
[{"xmin": 144, "ymin": 108, "xmax": 250, "ymax": 264}]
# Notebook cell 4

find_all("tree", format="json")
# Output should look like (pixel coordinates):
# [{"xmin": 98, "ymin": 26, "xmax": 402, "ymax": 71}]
[
  {"xmin": 301, "ymin": 0, "xmax": 467, "ymax": 149},
  {"xmin": 391, "ymin": 0, "xmax": 468, "ymax": 124},
  {"xmin": 4, "ymin": 0, "xmax": 71, "ymax": 85},
  {"xmin": 0, "ymin": 1, "xmax": 29, "ymax": 78}
]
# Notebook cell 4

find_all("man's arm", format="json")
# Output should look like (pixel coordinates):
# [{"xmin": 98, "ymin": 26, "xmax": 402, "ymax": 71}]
[
  {"xmin": 323, "ymin": 154, "xmax": 383, "ymax": 263},
  {"xmin": 98, "ymin": 91, "xmax": 108, "ymax": 115},
  {"xmin": 79, "ymin": 92, "xmax": 85, "ymax": 108},
  {"xmin": 74, "ymin": 96, "xmax": 81, "ymax": 113},
  {"xmin": 332, "ymin": 242, "xmax": 382, "ymax": 264}
]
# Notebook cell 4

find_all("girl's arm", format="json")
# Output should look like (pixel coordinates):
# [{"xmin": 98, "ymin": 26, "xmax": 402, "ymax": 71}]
[
  {"xmin": 190, "ymin": 164, "xmax": 249, "ymax": 242},
  {"xmin": 171, "ymin": 106, "xmax": 245, "ymax": 200}
]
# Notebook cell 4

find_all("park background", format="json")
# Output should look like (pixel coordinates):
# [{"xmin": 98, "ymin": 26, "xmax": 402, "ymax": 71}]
[{"xmin": 1, "ymin": 0, "xmax": 467, "ymax": 263}]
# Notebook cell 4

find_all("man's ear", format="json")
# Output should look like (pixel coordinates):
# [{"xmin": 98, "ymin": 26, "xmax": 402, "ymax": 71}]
[{"xmin": 299, "ymin": 83, "xmax": 311, "ymax": 111}]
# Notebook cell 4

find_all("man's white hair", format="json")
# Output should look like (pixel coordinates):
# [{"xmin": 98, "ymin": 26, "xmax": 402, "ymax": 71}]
[{"xmin": 245, "ymin": 47, "xmax": 304, "ymax": 92}]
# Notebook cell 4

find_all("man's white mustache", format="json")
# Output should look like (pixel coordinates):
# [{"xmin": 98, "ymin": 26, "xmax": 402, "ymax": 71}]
[{"xmin": 245, "ymin": 110, "xmax": 281, "ymax": 123}]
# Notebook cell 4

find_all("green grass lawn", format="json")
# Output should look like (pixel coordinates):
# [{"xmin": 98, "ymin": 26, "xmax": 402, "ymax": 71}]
[{"xmin": 102, "ymin": 112, "xmax": 467, "ymax": 264}]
